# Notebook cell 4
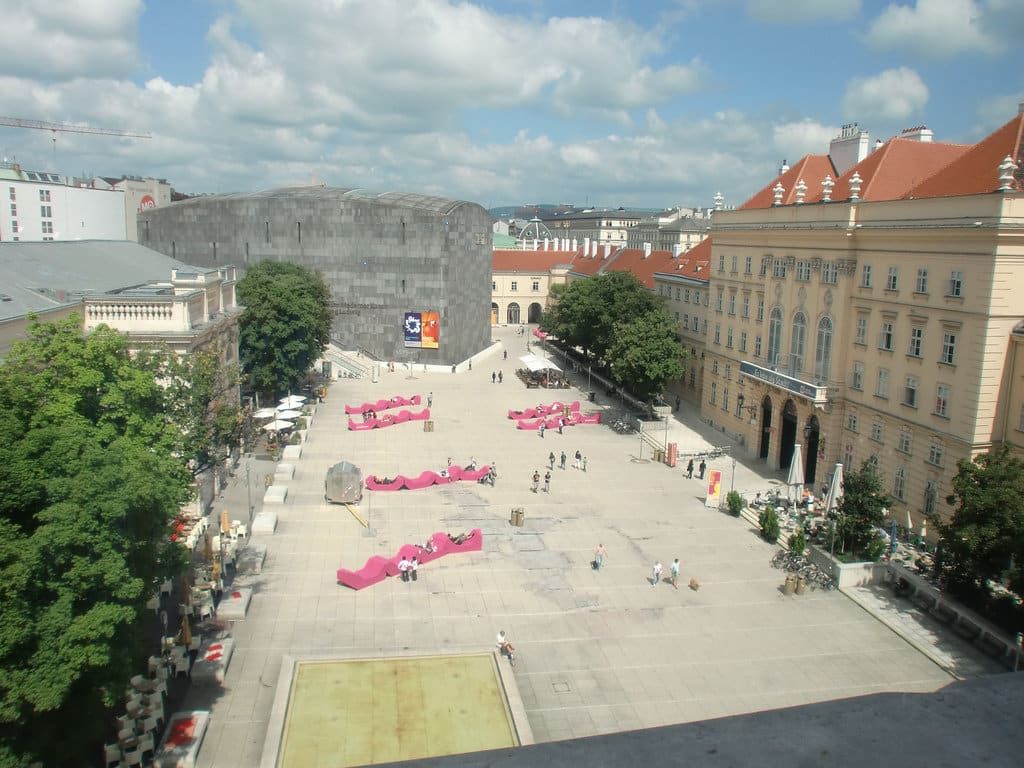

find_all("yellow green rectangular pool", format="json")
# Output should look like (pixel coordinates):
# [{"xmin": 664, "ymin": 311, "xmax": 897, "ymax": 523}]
[{"xmin": 278, "ymin": 654, "xmax": 520, "ymax": 767}]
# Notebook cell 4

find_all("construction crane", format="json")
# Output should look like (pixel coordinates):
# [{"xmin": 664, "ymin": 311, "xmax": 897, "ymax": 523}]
[{"xmin": 0, "ymin": 116, "xmax": 151, "ymax": 166}]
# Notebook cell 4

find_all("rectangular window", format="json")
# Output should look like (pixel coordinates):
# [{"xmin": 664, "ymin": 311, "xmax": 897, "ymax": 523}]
[
  {"xmin": 532, "ymin": 280, "xmax": 540, "ymax": 291},
  {"xmin": 948, "ymin": 271, "xmax": 963, "ymax": 298},
  {"xmin": 719, "ymin": 254, "xmax": 726, "ymax": 272},
  {"xmin": 886, "ymin": 266, "xmax": 899, "ymax": 291},
  {"xmin": 728, "ymin": 293, "xmax": 736, "ymax": 315},
  {"xmin": 908, "ymin": 326, "xmax": 923, "ymax": 357},
  {"xmin": 851, "ymin": 362, "xmax": 864, "ymax": 390},
  {"xmin": 941, "ymin": 331, "xmax": 956, "ymax": 365},
  {"xmin": 7, "ymin": 187, "xmax": 14, "ymax": 201},
  {"xmin": 847, "ymin": 412, "xmax": 858, "ymax": 432},
  {"xmin": 821, "ymin": 262, "xmax": 838, "ymax": 285},
  {"xmin": 754, "ymin": 335, "xmax": 762, "ymax": 357},
  {"xmin": 726, "ymin": 328, "xmax": 734, "ymax": 348},
  {"xmin": 871, "ymin": 421, "xmax": 883, "ymax": 442},
  {"xmin": 724, "ymin": 364, "xmax": 731, "ymax": 380},
  {"xmin": 41, "ymin": 221, "xmax": 53, "ymax": 234},
  {"xmin": 855, "ymin": 316, "xmax": 868, "ymax": 345},
  {"xmin": 796, "ymin": 261, "xmax": 810, "ymax": 281},
  {"xmin": 683, "ymin": 313, "xmax": 689, "ymax": 328},
  {"xmin": 861, "ymin": 264, "xmax": 872, "ymax": 288},
  {"xmin": 694, "ymin": 290, "xmax": 701, "ymax": 305},
  {"xmin": 10, "ymin": 219, "xmax": 17, "ymax": 233},
  {"xmin": 935, "ymin": 384, "xmax": 950, "ymax": 417},
  {"xmin": 742, "ymin": 295, "xmax": 750, "ymax": 318},
  {"xmin": 675, "ymin": 288, "xmax": 681, "ymax": 301},
  {"xmin": 893, "ymin": 467, "xmax": 906, "ymax": 500},
  {"xmin": 684, "ymin": 289, "xmax": 691, "ymax": 304},
  {"xmin": 731, "ymin": 255, "xmax": 738, "ymax": 273},
  {"xmin": 713, "ymin": 324, "xmax": 721, "ymax": 345},
  {"xmin": 916, "ymin": 268, "xmax": 929, "ymax": 294},
  {"xmin": 773, "ymin": 259, "xmax": 787, "ymax": 279},
  {"xmin": 689, "ymin": 369, "xmax": 696, "ymax": 387},
  {"xmin": 39, "ymin": 189, "xmax": 51, "ymax": 202},
  {"xmin": 710, "ymin": 382, "xmax": 717, "ymax": 406},
  {"xmin": 674, "ymin": 311, "xmax": 679, "ymax": 322},
  {"xmin": 739, "ymin": 331, "xmax": 748, "ymax": 353},
  {"xmin": 8, "ymin": 203, "xmax": 15, "ymax": 216},
  {"xmin": 904, "ymin": 376, "xmax": 918, "ymax": 407},
  {"xmin": 756, "ymin": 296, "xmax": 764, "ymax": 322},
  {"xmin": 876, "ymin": 368, "xmax": 889, "ymax": 398},
  {"xmin": 745, "ymin": 255, "xmax": 752, "ymax": 274},
  {"xmin": 925, "ymin": 480, "xmax": 938, "ymax": 516},
  {"xmin": 722, "ymin": 387, "xmax": 729, "ymax": 411},
  {"xmin": 928, "ymin": 442, "xmax": 944, "ymax": 467},
  {"xmin": 40, "ymin": 205, "xmax": 52, "ymax": 218},
  {"xmin": 844, "ymin": 444, "xmax": 855, "ymax": 469},
  {"xmin": 510, "ymin": 281, "xmax": 518, "ymax": 291},
  {"xmin": 716, "ymin": 289, "xmax": 723, "ymax": 312},
  {"xmin": 712, "ymin": 359, "xmax": 719, "ymax": 376},
  {"xmin": 898, "ymin": 430, "xmax": 912, "ymax": 454},
  {"xmin": 492, "ymin": 281, "xmax": 496, "ymax": 290},
  {"xmin": 880, "ymin": 320, "xmax": 894, "ymax": 351}
]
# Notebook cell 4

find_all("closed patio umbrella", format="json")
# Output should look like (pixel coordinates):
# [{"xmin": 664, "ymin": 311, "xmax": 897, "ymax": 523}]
[
  {"xmin": 278, "ymin": 395, "xmax": 306, "ymax": 409},
  {"xmin": 276, "ymin": 409, "xmax": 303, "ymax": 420},
  {"xmin": 220, "ymin": 509, "xmax": 231, "ymax": 535},
  {"xmin": 203, "ymin": 535, "xmax": 213, "ymax": 563},
  {"xmin": 787, "ymin": 444, "xmax": 805, "ymax": 505},
  {"xmin": 179, "ymin": 615, "xmax": 192, "ymax": 647},
  {"xmin": 824, "ymin": 462, "xmax": 844, "ymax": 556},
  {"xmin": 252, "ymin": 407, "xmax": 277, "ymax": 420},
  {"xmin": 262, "ymin": 419, "xmax": 294, "ymax": 432}
]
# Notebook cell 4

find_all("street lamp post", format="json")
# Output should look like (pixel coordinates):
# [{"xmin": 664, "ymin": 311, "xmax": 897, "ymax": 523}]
[
  {"xmin": 245, "ymin": 457, "xmax": 253, "ymax": 526},
  {"xmin": 730, "ymin": 456, "xmax": 736, "ymax": 497}
]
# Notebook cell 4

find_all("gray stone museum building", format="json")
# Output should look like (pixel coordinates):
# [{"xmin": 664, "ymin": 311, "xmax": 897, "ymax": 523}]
[{"xmin": 139, "ymin": 186, "xmax": 493, "ymax": 365}]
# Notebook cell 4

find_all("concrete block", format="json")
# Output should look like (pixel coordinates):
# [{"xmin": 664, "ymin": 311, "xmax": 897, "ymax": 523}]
[{"xmin": 282, "ymin": 444, "xmax": 302, "ymax": 460}]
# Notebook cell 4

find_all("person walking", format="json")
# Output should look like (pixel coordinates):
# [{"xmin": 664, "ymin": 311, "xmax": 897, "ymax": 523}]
[
  {"xmin": 548, "ymin": 452, "xmax": 556, "ymax": 470},
  {"xmin": 543, "ymin": 471, "xmax": 551, "ymax": 493},
  {"xmin": 559, "ymin": 451, "xmax": 567, "ymax": 470},
  {"xmin": 503, "ymin": 349, "xmax": 508, "ymax": 360},
  {"xmin": 675, "ymin": 396, "xmax": 680, "ymax": 412},
  {"xmin": 594, "ymin": 543, "xmax": 607, "ymax": 571},
  {"xmin": 670, "ymin": 558, "xmax": 680, "ymax": 589},
  {"xmin": 573, "ymin": 450, "xmax": 582, "ymax": 470},
  {"xmin": 698, "ymin": 459, "xmax": 706, "ymax": 479},
  {"xmin": 539, "ymin": 423, "xmax": 546, "ymax": 438},
  {"xmin": 582, "ymin": 455, "xmax": 588, "ymax": 472},
  {"xmin": 492, "ymin": 371, "xmax": 496, "ymax": 383},
  {"xmin": 398, "ymin": 555, "xmax": 411, "ymax": 582},
  {"xmin": 498, "ymin": 371, "xmax": 503, "ymax": 383},
  {"xmin": 427, "ymin": 392, "xmax": 433, "ymax": 408},
  {"xmin": 651, "ymin": 560, "xmax": 663, "ymax": 587},
  {"xmin": 557, "ymin": 418, "xmax": 564, "ymax": 435},
  {"xmin": 531, "ymin": 470, "xmax": 540, "ymax": 493},
  {"xmin": 410, "ymin": 557, "xmax": 419, "ymax": 581},
  {"xmin": 686, "ymin": 459, "xmax": 694, "ymax": 479}
]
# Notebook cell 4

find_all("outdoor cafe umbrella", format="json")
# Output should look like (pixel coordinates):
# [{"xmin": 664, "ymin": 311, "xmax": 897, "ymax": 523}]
[
  {"xmin": 203, "ymin": 534, "xmax": 214, "ymax": 564},
  {"xmin": 261, "ymin": 419, "xmax": 294, "ymax": 432},
  {"xmin": 178, "ymin": 615, "xmax": 192, "ymax": 647},
  {"xmin": 787, "ymin": 444, "xmax": 805, "ymax": 505},
  {"xmin": 252, "ymin": 407, "xmax": 278, "ymax": 420},
  {"xmin": 278, "ymin": 395, "xmax": 307, "ymax": 409},
  {"xmin": 220, "ymin": 509, "xmax": 231, "ymax": 536},
  {"xmin": 276, "ymin": 409, "xmax": 303, "ymax": 420},
  {"xmin": 824, "ymin": 462, "xmax": 844, "ymax": 556}
]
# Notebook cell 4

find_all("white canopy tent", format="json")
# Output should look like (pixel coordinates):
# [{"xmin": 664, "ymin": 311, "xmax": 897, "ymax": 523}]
[{"xmin": 518, "ymin": 354, "xmax": 562, "ymax": 373}]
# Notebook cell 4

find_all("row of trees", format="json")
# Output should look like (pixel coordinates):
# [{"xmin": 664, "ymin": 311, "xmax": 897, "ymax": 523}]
[
  {"xmin": 541, "ymin": 271, "xmax": 685, "ymax": 401},
  {"xmin": 0, "ymin": 261, "xmax": 332, "ymax": 764}
]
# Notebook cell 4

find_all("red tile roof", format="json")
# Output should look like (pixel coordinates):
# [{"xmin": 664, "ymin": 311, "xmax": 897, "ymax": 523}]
[
  {"xmin": 838, "ymin": 138, "xmax": 968, "ymax": 202},
  {"xmin": 739, "ymin": 155, "xmax": 835, "ymax": 209},
  {"xmin": 906, "ymin": 113, "xmax": 1024, "ymax": 199},
  {"xmin": 567, "ymin": 247, "xmax": 612, "ymax": 278},
  {"xmin": 604, "ymin": 248, "xmax": 680, "ymax": 289},
  {"xmin": 492, "ymin": 248, "xmax": 578, "ymax": 272},
  {"xmin": 655, "ymin": 237, "xmax": 712, "ymax": 282}
]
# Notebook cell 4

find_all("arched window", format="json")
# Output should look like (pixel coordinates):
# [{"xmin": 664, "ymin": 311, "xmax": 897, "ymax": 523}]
[
  {"xmin": 790, "ymin": 312, "xmax": 807, "ymax": 375},
  {"xmin": 815, "ymin": 316, "xmax": 833, "ymax": 383},
  {"xmin": 767, "ymin": 307, "xmax": 783, "ymax": 367}
]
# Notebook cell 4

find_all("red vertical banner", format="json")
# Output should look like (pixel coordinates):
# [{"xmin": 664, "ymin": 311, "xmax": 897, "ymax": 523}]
[{"xmin": 704, "ymin": 469, "xmax": 723, "ymax": 507}]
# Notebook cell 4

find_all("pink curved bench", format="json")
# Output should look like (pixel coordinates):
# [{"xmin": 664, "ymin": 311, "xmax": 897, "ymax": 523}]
[
  {"xmin": 516, "ymin": 410, "xmax": 599, "ymax": 430},
  {"xmin": 347, "ymin": 407, "xmax": 430, "ymax": 431},
  {"xmin": 508, "ymin": 401, "xmax": 580, "ymax": 420},
  {"xmin": 533, "ymin": 328, "xmax": 548, "ymax": 339},
  {"xmin": 366, "ymin": 465, "xmax": 492, "ymax": 491},
  {"xmin": 336, "ymin": 529, "xmax": 483, "ymax": 590},
  {"xmin": 345, "ymin": 395, "xmax": 421, "ymax": 415}
]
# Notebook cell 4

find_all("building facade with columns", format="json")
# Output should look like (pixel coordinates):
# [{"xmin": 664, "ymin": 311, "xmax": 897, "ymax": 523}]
[{"xmin": 704, "ymin": 110, "xmax": 1024, "ymax": 526}]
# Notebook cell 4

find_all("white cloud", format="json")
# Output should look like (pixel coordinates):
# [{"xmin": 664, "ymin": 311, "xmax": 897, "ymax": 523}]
[
  {"xmin": 746, "ymin": 0, "xmax": 861, "ymax": 23},
  {"xmin": 0, "ymin": 0, "xmax": 141, "ymax": 80},
  {"xmin": 842, "ymin": 68, "xmax": 929, "ymax": 123},
  {"xmin": 772, "ymin": 120, "xmax": 841, "ymax": 163},
  {"xmin": 866, "ymin": 0, "xmax": 994, "ymax": 58}
]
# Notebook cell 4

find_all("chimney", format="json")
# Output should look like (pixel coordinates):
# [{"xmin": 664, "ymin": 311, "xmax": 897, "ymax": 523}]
[
  {"xmin": 543, "ymin": 238, "xmax": 549, "ymax": 251},
  {"xmin": 672, "ymin": 244, "xmax": 682, "ymax": 258},
  {"xmin": 829, "ymin": 122, "xmax": 871, "ymax": 176},
  {"xmin": 604, "ymin": 243, "xmax": 612, "ymax": 258},
  {"xmin": 779, "ymin": 159, "xmax": 790, "ymax": 175},
  {"xmin": 532, "ymin": 238, "xmax": 538, "ymax": 251},
  {"xmin": 584, "ymin": 237, "xmax": 590, "ymax": 256},
  {"xmin": 571, "ymin": 238, "xmax": 578, "ymax": 252},
  {"xmin": 643, "ymin": 242, "xmax": 652, "ymax": 259},
  {"xmin": 900, "ymin": 125, "xmax": 933, "ymax": 142}
]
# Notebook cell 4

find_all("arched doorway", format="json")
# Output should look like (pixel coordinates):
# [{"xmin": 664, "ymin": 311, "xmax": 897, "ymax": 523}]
[
  {"xmin": 804, "ymin": 415, "xmax": 820, "ymax": 485},
  {"xmin": 759, "ymin": 396, "xmax": 773, "ymax": 459},
  {"xmin": 491, "ymin": 302, "xmax": 499, "ymax": 325},
  {"xmin": 779, "ymin": 399, "xmax": 798, "ymax": 470},
  {"xmin": 528, "ymin": 302, "xmax": 543, "ymax": 323},
  {"xmin": 507, "ymin": 302, "xmax": 521, "ymax": 324}
]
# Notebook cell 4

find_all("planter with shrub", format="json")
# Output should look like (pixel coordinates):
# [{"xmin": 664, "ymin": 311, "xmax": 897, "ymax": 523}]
[{"xmin": 759, "ymin": 505, "xmax": 781, "ymax": 543}]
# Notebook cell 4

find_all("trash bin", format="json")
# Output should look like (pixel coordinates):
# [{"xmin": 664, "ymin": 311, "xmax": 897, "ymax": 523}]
[
  {"xmin": 795, "ymin": 575, "xmax": 807, "ymax": 595},
  {"xmin": 654, "ymin": 448, "xmax": 666, "ymax": 463},
  {"xmin": 587, "ymin": 391, "xmax": 596, "ymax": 402},
  {"xmin": 423, "ymin": 420, "xmax": 434, "ymax": 432},
  {"xmin": 563, "ymin": 405, "xmax": 572, "ymax": 418},
  {"xmin": 510, "ymin": 508, "xmax": 525, "ymax": 526},
  {"xmin": 783, "ymin": 574, "xmax": 797, "ymax": 595}
]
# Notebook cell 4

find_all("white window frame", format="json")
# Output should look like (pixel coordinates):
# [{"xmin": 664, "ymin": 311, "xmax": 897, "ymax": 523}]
[
  {"xmin": 886, "ymin": 266, "xmax": 899, "ymax": 291},
  {"xmin": 908, "ymin": 326, "xmax": 923, "ymax": 358},
  {"xmin": 904, "ymin": 376, "xmax": 918, "ymax": 408},
  {"xmin": 898, "ymin": 430, "xmax": 912, "ymax": 454},
  {"xmin": 880, "ymin": 320, "xmax": 894, "ymax": 351},
  {"xmin": 948, "ymin": 271, "xmax": 963, "ymax": 298},
  {"xmin": 855, "ymin": 316, "xmax": 868, "ymax": 345},
  {"xmin": 876, "ymin": 368, "xmax": 889, "ymax": 398},
  {"xmin": 851, "ymin": 362, "xmax": 863, "ymax": 390},
  {"xmin": 935, "ymin": 384, "xmax": 950, "ymax": 418},
  {"xmin": 861, "ymin": 264, "xmax": 872, "ymax": 288},
  {"xmin": 941, "ymin": 331, "xmax": 957, "ymax": 365},
  {"xmin": 915, "ymin": 268, "xmax": 929, "ymax": 294}
]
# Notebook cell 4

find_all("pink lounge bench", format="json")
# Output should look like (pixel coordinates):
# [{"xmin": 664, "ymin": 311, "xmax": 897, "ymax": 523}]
[
  {"xmin": 336, "ymin": 529, "xmax": 483, "ymax": 590},
  {"xmin": 508, "ymin": 400, "xmax": 580, "ymax": 420},
  {"xmin": 345, "ymin": 395, "xmax": 421, "ymax": 415},
  {"xmin": 366, "ymin": 465, "xmax": 492, "ymax": 491},
  {"xmin": 516, "ymin": 410, "xmax": 600, "ymax": 430},
  {"xmin": 533, "ymin": 328, "xmax": 548, "ymax": 339},
  {"xmin": 347, "ymin": 407, "xmax": 430, "ymax": 431}
]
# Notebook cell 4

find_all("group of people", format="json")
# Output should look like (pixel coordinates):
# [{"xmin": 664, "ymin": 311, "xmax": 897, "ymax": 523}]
[
  {"xmin": 685, "ymin": 458, "xmax": 707, "ymax": 479},
  {"xmin": 491, "ymin": 371, "xmax": 504, "ymax": 383},
  {"xmin": 531, "ymin": 470, "xmax": 552, "ymax": 493},
  {"xmin": 650, "ymin": 558, "xmax": 682, "ymax": 589},
  {"xmin": 397, "ymin": 555, "xmax": 419, "ymax": 582},
  {"xmin": 548, "ymin": 450, "xmax": 587, "ymax": 472}
]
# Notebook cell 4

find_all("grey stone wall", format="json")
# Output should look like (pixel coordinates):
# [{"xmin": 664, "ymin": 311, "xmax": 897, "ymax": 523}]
[{"xmin": 139, "ymin": 190, "xmax": 492, "ymax": 365}]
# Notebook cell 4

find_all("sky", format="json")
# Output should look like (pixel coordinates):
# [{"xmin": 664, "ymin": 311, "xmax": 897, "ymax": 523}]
[{"xmin": 0, "ymin": 0, "xmax": 1021, "ymax": 211}]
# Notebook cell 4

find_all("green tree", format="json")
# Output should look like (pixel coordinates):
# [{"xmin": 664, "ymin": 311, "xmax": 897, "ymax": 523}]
[
  {"xmin": 834, "ymin": 456, "xmax": 889, "ymax": 558},
  {"xmin": 0, "ymin": 317, "xmax": 192, "ymax": 765},
  {"xmin": 606, "ymin": 310, "xmax": 685, "ymax": 401},
  {"xmin": 937, "ymin": 447, "xmax": 1024, "ymax": 596},
  {"xmin": 236, "ymin": 261, "xmax": 332, "ymax": 397}
]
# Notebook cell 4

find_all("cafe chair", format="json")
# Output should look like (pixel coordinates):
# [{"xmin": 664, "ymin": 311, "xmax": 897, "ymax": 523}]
[
  {"xmin": 103, "ymin": 742, "xmax": 121, "ymax": 768},
  {"xmin": 137, "ymin": 733, "xmax": 155, "ymax": 761},
  {"xmin": 122, "ymin": 745, "xmax": 143, "ymax": 768}
]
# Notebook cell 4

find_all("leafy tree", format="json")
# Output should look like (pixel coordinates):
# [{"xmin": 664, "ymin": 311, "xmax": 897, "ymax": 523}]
[
  {"xmin": 834, "ymin": 456, "xmax": 889, "ymax": 559},
  {"xmin": 937, "ymin": 447, "xmax": 1024, "ymax": 596},
  {"xmin": 606, "ymin": 310, "xmax": 685, "ymax": 401},
  {"xmin": 0, "ymin": 317, "xmax": 192, "ymax": 764},
  {"xmin": 236, "ymin": 261, "xmax": 332, "ymax": 397}
]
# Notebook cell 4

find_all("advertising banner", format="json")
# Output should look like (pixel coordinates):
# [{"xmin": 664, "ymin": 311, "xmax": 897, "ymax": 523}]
[
  {"xmin": 704, "ymin": 469, "xmax": 723, "ymax": 508},
  {"xmin": 403, "ymin": 312, "xmax": 422, "ymax": 347},
  {"xmin": 404, "ymin": 311, "xmax": 440, "ymax": 348},
  {"xmin": 421, "ymin": 311, "xmax": 439, "ymax": 349}
]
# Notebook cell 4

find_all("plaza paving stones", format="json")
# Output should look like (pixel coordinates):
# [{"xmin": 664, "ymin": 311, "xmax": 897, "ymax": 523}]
[{"xmin": 183, "ymin": 324, "xmax": 1005, "ymax": 768}]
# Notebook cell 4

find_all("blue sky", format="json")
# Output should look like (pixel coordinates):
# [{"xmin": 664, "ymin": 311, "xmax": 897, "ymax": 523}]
[{"xmin": 1, "ymin": 0, "xmax": 1021, "ymax": 210}]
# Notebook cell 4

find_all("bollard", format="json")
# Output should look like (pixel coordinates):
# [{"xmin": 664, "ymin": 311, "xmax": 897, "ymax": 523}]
[{"xmin": 783, "ymin": 574, "xmax": 797, "ymax": 595}]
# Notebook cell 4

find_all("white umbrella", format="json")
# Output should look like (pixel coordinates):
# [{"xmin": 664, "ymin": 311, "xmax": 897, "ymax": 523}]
[
  {"xmin": 279, "ymin": 395, "xmax": 307, "ymax": 409},
  {"xmin": 787, "ymin": 444, "xmax": 805, "ymax": 505},
  {"xmin": 825, "ymin": 462, "xmax": 844, "ymax": 557},
  {"xmin": 262, "ymin": 419, "xmax": 294, "ymax": 431},
  {"xmin": 276, "ymin": 409, "xmax": 303, "ymax": 420},
  {"xmin": 252, "ymin": 407, "xmax": 277, "ymax": 420}
]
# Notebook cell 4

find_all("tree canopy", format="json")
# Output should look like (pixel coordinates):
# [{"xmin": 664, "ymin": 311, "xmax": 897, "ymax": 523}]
[
  {"xmin": 834, "ymin": 456, "xmax": 889, "ymax": 559},
  {"xmin": 236, "ymin": 261, "xmax": 332, "ymax": 397},
  {"xmin": 542, "ymin": 272, "xmax": 684, "ymax": 401},
  {"xmin": 0, "ymin": 317, "xmax": 193, "ymax": 764}
]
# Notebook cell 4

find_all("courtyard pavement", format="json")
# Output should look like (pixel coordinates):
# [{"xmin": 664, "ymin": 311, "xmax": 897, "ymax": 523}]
[{"xmin": 181, "ymin": 324, "xmax": 1005, "ymax": 767}]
